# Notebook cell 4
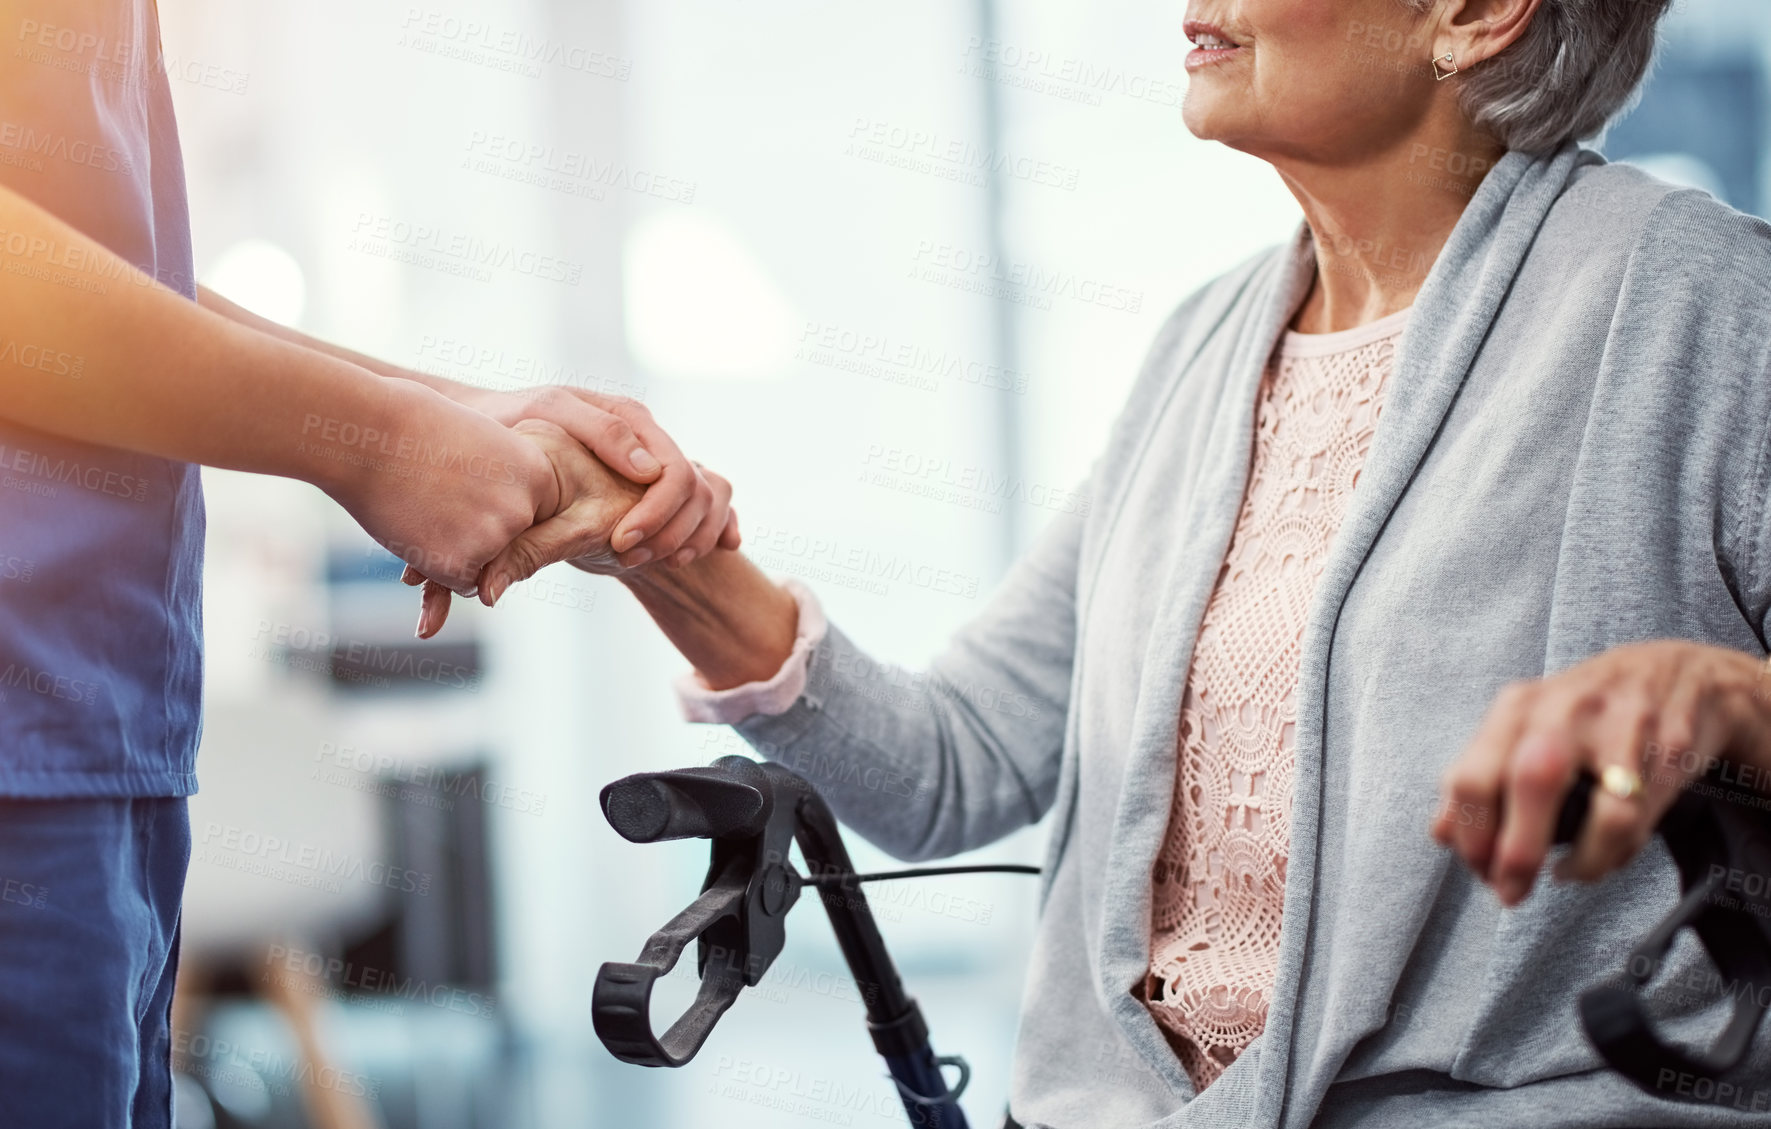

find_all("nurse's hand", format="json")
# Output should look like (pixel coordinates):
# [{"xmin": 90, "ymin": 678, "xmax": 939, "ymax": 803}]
[
  {"xmin": 1432, "ymin": 640, "xmax": 1771, "ymax": 906},
  {"xmin": 400, "ymin": 421, "xmax": 638, "ymax": 638}
]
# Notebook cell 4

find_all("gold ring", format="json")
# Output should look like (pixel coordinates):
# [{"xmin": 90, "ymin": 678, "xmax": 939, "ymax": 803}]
[{"xmin": 1599, "ymin": 764, "xmax": 1644, "ymax": 802}]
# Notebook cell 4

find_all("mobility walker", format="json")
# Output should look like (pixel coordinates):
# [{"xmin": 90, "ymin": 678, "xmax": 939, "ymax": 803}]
[{"xmin": 592, "ymin": 754, "xmax": 1771, "ymax": 1125}]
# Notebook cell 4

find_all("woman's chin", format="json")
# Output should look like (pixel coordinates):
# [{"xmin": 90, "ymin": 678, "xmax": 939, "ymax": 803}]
[{"xmin": 1181, "ymin": 96, "xmax": 1240, "ymax": 144}]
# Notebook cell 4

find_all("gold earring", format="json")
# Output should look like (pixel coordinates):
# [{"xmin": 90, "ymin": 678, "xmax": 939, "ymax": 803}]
[{"xmin": 1432, "ymin": 52, "xmax": 1459, "ymax": 81}]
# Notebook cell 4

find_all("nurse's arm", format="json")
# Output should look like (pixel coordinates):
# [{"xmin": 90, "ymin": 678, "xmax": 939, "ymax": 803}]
[
  {"xmin": 0, "ymin": 182, "xmax": 557, "ymax": 591},
  {"xmin": 193, "ymin": 283, "xmax": 732, "ymax": 568}
]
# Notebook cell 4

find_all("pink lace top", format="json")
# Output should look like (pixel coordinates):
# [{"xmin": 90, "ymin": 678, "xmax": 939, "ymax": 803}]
[{"xmin": 1143, "ymin": 306, "xmax": 1410, "ymax": 1090}]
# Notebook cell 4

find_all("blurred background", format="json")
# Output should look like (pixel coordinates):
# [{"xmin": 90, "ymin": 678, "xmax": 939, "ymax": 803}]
[{"xmin": 158, "ymin": 1, "xmax": 1771, "ymax": 1126}]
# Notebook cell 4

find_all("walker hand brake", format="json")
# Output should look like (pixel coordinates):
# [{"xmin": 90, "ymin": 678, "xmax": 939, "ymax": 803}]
[
  {"xmin": 592, "ymin": 757, "xmax": 804, "ymax": 1068},
  {"xmin": 1554, "ymin": 760, "xmax": 1771, "ymax": 1098}
]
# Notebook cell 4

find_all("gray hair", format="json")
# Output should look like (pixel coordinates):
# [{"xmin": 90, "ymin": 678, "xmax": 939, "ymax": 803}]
[{"xmin": 1402, "ymin": 0, "xmax": 1674, "ymax": 152}]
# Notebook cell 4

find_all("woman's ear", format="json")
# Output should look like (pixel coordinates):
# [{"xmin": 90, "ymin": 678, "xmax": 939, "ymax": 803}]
[{"xmin": 1435, "ymin": 0, "xmax": 1547, "ymax": 70}]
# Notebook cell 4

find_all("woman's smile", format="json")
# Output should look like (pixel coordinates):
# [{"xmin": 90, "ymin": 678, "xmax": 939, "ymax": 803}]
[{"xmin": 1183, "ymin": 19, "xmax": 1246, "ymax": 72}]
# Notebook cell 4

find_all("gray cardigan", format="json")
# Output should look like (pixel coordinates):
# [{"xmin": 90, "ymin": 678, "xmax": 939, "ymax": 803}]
[{"xmin": 735, "ymin": 141, "xmax": 1771, "ymax": 1128}]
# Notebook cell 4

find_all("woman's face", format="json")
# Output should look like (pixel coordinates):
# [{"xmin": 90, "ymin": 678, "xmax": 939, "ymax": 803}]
[{"xmin": 1182, "ymin": 0, "xmax": 1441, "ymax": 166}]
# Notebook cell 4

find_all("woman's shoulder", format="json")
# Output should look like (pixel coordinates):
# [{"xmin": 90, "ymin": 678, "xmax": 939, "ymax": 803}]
[{"xmin": 1549, "ymin": 157, "xmax": 1771, "ymax": 278}]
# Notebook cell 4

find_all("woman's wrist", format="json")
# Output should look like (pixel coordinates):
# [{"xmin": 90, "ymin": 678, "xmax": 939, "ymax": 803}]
[{"xmin": 620, "ymin": 550, "xmax": 798, "ymax": 690}]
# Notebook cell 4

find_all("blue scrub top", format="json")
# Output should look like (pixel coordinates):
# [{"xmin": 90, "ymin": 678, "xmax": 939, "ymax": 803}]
[{"xmin": 0, "ymin": 0, "xmax": 204, "ymax": 796}]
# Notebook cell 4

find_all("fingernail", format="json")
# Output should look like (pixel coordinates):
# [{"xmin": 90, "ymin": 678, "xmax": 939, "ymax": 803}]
[
  {"xmin": 487, "ymin": 576, "xmax": 509, "ymax": 606},
  {"xmin": 673, "ymin": 548, "xmax": 695, "ymax": 567},
  {"xmin": 614, "ymin": 529, "xmax": 643, "ymax": 553},
  {"xmin": 415, "ymin": 609, "xmax": 426, "ymax": 639},
  {"xmin": 626, "ymin": 548, "xmax": 652, "ymax": 567},
  {"xmin": 629, "ymin": 448, "xmax": 660, "ymax": 475}
]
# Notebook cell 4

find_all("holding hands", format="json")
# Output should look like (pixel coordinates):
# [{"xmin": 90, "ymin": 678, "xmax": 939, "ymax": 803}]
[
  {"xmin": 450, "ymin": 385, "xmax": 740, "ymax": 571},
  {"xmin": 370, "ymin": 386, "xmax": 738, "ymax": 639}
]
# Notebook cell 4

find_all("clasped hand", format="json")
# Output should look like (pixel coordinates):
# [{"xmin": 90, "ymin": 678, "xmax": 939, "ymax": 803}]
[{"xmin": 390, "ymin": 386, "xmax": 736, "ymax": 638}]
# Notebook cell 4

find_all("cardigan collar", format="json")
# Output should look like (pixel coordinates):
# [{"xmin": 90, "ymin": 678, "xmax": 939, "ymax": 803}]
[{"xmin": 1089, "ymin": 139, "xmax": 1597, "ymax": 1121}]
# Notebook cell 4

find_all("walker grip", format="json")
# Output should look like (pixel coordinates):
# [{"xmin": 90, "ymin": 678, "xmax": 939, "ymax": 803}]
[
  {"xmin": 592, "ymin": 757, "xmax": 804, "ymax": 1067},
  {"xmin": 1550, "ymin": 763, "xmax": 1771, "ymax": 1098}
]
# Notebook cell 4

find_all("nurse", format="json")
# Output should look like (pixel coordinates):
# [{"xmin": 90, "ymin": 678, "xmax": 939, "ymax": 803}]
[{"xmin": 0, "ymin": 3, "xmax": 731, "ymax": 1125}]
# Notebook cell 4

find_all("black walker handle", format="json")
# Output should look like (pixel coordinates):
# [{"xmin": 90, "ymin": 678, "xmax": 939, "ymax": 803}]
[
  {"xmin": 592, "ymin": 756, "xmax": 972, "ymax": 1127},
  {"xmin": 592, "ymin": 859, "xmax": 750, "ymax": 1067},
  {"xmin": 1552, "ymin": 764, "xmax": 1771, "ymax": 1099}
]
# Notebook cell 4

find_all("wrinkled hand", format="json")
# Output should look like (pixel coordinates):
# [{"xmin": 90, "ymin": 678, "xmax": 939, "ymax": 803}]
[
  {"xmin": 406, "ymin": 418, "xmax": 646, "ymax": 637},
  {"xmin": 402, "ymin": 421, "xmax": 742, "ymax": 637},
  {"xmin": 1432, "ymin": 640, "xmax": 1771, "ymax": 906},
  {"xmin": 568, "ymin": 461, "xmax": 738, "ymax": 578},
  {"xmin": 455, "ymin": 386, "xmax": 739, "ymax": 568}
]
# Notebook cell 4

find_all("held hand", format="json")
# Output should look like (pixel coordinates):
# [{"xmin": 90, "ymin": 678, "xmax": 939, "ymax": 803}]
[
  {"xmin": 570, "ymin": 462, "xmax": 739, "ymax": 577},
  {"xmin": 1431, "ymin": 640, "xmax": 1771, "ymax": 906},
  {"xmin": 326, "ymin": 382, "xmax": 556, "ymax": 593},
  {"xmin": 456, "ymin": 386, "xmax": 739, "ymax": 568},
  {"xmin": 406, "ymin": 419, "xmax": 650, "ymax": 637}
]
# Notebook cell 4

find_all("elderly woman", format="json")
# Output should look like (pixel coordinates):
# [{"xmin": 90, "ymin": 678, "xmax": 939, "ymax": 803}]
[{"xmin": 455, "ymin": 0, "xmax": 1771, "ymax": 1124}]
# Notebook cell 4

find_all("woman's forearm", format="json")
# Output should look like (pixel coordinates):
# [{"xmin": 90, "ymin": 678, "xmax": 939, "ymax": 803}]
[{"xmin": 619, "ymin": 550, "xmax": 799, "ymax": 690}]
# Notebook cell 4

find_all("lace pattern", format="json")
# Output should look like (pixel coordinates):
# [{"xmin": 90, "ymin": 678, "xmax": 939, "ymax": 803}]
[{"xmin": 1144, "ymin": 311, "xmax": 1407, "ymax": 1090}]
